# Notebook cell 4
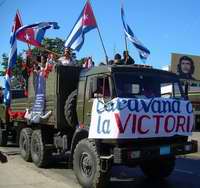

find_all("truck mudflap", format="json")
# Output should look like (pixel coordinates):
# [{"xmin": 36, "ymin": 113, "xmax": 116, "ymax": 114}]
[{"xmin": 113, "ymin": 140, "xmax": 198, "ymax": 164}]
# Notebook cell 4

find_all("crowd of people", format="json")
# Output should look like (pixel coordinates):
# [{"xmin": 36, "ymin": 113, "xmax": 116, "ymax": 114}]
[
  {"xmin": 26, "ymin": 47, "xmax": 94, "ymax": 74},
  {"xmin": 20, "ymin": 48, "xmax": 135, "ymax": 79},
  {"xmin": 112, "ymin": 51, "xmax": 135, "ymax": 65},
  {"xmin": 99, "ymin": 51, "xmax": 135, "ymax": 66},
  {"xmin": 4, "ymin": 47, "xmax": 136, "ymax": 98},
  {"xmin": 34, "ymin": 48, "xmax": 135, "ymax": 69}
]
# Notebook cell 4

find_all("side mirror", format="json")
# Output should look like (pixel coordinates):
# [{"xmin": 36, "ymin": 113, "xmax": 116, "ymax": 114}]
[
  {"xmin": 181, "ymin": 79, "xmax": 189, "ymax": 100},
  {"xmin": 184, "ymin": 82, "xmax": 189, "ymax": 100}
]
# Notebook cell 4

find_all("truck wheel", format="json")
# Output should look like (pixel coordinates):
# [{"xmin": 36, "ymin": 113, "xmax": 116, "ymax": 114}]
[
  {"xmin": 73, "ymin": 139, "xmax": 111, "ymax": 188},
  {"xmin": 0, "ymin": 126, "xmax": 8, "ymax": 146},
  {"xmin": 140, "ymin": 156, "xmax": 175, "ymax": 179},
  {"xmin": 31, "ymin": 130, "xmax": 49, "ymax": 167},
  {"xmin": 64, "ymin": 90, "xmax": 78, "ymax": 128},
  {"xmin": 19, "ymin": 128, "xmax": 33, "ymax": 162}
]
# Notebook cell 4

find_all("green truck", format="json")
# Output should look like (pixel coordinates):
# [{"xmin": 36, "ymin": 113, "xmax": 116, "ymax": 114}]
[{"xmin": 0, "ymin": 64, "xmax": 198, "ymax": 188}]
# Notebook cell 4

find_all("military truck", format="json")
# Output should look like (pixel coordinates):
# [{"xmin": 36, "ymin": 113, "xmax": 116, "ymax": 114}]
[{"xmin": 0, "ymin": 64, "xmax": 198, "ymax": 188}]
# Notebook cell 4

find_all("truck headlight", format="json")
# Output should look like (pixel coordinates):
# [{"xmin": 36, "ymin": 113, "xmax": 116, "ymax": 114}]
[
  {"xmin": 129, "ymin": 151, "xmax": 140, "ymax": 159},
  {"xmin": 185, "ymin": 144, "xmax": 192, "ymax": 151}
]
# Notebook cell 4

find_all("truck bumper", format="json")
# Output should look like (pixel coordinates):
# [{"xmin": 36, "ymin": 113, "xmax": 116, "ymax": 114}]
[{"xmin": 113, "ymin": 140, "xmax": 198, "ymax": 164}]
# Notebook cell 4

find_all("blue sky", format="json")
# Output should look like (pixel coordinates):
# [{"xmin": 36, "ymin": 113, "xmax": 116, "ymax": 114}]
[{"xmin": 0, "ymin": 0, "xmax": 200, "ymax": 86}]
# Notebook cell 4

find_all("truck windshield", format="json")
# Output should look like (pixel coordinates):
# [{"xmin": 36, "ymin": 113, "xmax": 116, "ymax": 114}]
[{"xmin": 113, "ymin": 72, "xmax": 184, "ymax": 99}]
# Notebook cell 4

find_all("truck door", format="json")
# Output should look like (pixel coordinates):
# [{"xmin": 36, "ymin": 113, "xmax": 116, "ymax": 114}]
[{"xmin": 83, "ymin": 75, "xmax": 112, "ymax": 127}]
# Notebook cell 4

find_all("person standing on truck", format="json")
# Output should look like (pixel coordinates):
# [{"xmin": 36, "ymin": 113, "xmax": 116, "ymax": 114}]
[
  {"xmin": 46, "ymin": 53, "xmax": 56, "ymax": 68},
  {"xmin": 42, "ymin": 53, "xmax": 56, "ymax": 77},
  {"xmin": 82, "ymin": 57, "xmax": 94, "ymax": 69},
  {"xmin": 123, "ymin": 50, "xmax": 135, "ymax": 65},
  {"xmin": 58, "ymin": 47, "xmax": 76, "ymax": 65},
  {"xmin": 113, "ymin": 53, "xmax": 124, "ymax": 65}
]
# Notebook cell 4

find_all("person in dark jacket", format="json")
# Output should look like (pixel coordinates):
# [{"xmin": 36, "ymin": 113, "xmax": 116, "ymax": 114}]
[
  {"xmin": 123, "ymin": 50, "xmax": 135, "ymax": 65},
  {"xmin": 114, "ymin": 53, "xmax": 124, "ymax": 65}
]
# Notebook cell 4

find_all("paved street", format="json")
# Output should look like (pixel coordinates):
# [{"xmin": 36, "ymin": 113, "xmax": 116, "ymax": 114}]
[
  {"xmin": 0, "ymin": 144, "xmax": 200, "ymax": 188},
  {"xmin": 0, "ymin": 145, "xmax": 80, "ymax": 188}
]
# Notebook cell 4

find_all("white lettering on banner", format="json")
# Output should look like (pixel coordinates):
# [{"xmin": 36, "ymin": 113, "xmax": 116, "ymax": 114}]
[{"xmin": 88, "ymin": 98, "xmax": 193, "ymax": 139}]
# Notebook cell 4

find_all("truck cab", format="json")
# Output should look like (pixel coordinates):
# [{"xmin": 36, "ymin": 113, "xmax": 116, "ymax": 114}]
[
  {"xmin": 78, "ymin": 65, "xmax": 186, "ymax": 127},
  {"xmin": 71, "ymin": 64, "xmax": 197, "ymax": 187}
]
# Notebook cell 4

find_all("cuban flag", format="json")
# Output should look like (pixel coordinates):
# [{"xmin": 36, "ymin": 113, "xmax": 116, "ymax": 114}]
[
  {"xmin": 10, "ymin": 10, "xmax": 23, "ymax": 46},
  {"xmin": 65, "ymin": 0, "xmax": 97, "ymax": 51},
  {"xmin": 4, "ymin": 10, "xmax": 23, "ymax": 105},
  {"xmin": 121, "ymin": 6, "xmax": 150, "ymax": 60},
  {"xmin": 4, "ymin": 20, "xmax": 59, "ymax": 106},
  {"xmin": 16, "ymin": 22, "xmax": 59, "ymax": 47}
]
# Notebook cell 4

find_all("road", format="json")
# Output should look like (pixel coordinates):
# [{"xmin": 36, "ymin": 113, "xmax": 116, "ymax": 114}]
[{"xmin": 0, "ymin": 145, "xmax": 200, "ymax": 188}]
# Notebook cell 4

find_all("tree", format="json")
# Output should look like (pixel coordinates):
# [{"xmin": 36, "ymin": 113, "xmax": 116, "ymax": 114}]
[
  {"xmin": 0, "ymin": 53, "xmax": 25, "ymax": 89},
  {"xmin": 77, "ymin": 58, "xmax": 85, "ymax": 67},
  {"xmin": 31, "ymin": 37, "xmax": 65, "ymax": 57},
  {"xmin": 0, "ymin": 53, "xmax": 9, "ymax": 76}
]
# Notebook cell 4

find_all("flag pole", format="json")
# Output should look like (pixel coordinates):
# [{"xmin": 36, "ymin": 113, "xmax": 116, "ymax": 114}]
[
  {"xmin": 89, "ymin": 0, "xmax": 108, "ymax": 64},
  {"xmin": 96, "ymin": 26, "xmax": 108, "ymax": 64},
  {"xmin": 38, "ymin": 46, "xmax": 62, "ymax": 58},
  {"xmin": 27, "ymin": 43, "xmax": 31, "ymax": 52},
  {"xmin": 121, "ymin": 0, "xmax": 129, "ymax": 62},
  {"xmin": 124, "ymin": 34, "xmax": 128, "ymax": 52},
  {"xmin": 26, "ymin": 44, "xmax": 61, "ymax": 60},
  {"xmin": 124, "ymin": 34, "xmax": 129, "ymax": 62}
]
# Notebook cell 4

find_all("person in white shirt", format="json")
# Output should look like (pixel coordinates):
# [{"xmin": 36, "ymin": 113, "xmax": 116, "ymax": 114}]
[{"xmin": 58, "ymin": 47, "xmax": 75, "ymax": 65}]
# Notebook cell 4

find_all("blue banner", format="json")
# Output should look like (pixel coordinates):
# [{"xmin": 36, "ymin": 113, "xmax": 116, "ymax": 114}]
[
  {"xmin": 32, "ymin": 73, "xmax": 45, "ymax": 113},
  {"xmin": 27, "ymin": 72, "xmax": 46, "ymax": 123}
]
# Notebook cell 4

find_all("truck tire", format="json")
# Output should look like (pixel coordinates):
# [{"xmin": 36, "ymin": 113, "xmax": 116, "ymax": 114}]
[
  {"xmin": 0, "ymin": 126, "xmax": 8, "ymax": 146},
  {"xmin": 73, "ymin": 139, "xmax": 111, "ymax": 188},
  {"xmin": 64, "ymin": 90, "xmax": 78, "ymax": 128},
  {"xmin": 140, "ymin": 156, "xmax": 175, "ymax": 179},
  {"xmin": 31, "ymin": 130, "xmax": 49, "ymax": 167},
  {"xmin": 19, "ymin": 128, "xmax": 33, "ymax": 162}
]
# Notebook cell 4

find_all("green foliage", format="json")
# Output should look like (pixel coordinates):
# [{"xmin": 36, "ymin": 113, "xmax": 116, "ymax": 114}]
[
  {"xmin": 13, "ymin": 53, "xmax": 23, "ymax": 77},
  {"xmin": 31, "ymin": 37, "xmax": 65, "ymax": 57},
  {"xmin": 0, "ymin": 53, "xmax": 8, "ymax": 76},
  {"xmin": 0, "ymin": 52, "xmax": 25, "ymax": 89},
  {"xmin": 77, "ymin": 58, "xmax": 85, "ymax": 66},
  {"xmin": 0, "ymin": 53, "xmax": 23, "ymax": 76},
  {"xmin": 43, "ymin": 37, "xmax": 65, "ymax": 54}
]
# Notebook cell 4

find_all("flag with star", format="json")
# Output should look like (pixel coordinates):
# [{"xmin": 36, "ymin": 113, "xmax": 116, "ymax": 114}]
[
  {"xmin": 65, "ymin": 0, "xmax": 97, "ymax": 51},
  {"xmin": 16, "ymin": 22, "xmax": 59, "ymax": 47},
  {"xmin": 4, "ymin": 10, "xmax": 23, "ymax": 105}
]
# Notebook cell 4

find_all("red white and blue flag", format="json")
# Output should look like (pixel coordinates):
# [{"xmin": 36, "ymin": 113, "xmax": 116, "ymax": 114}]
[
  {"xmin": 17, "ymin": 22, "xmax": 59, "ymax": 47},
  {"xmin": 10, "ymin": 10, "xmax": 23, "ymax": 46},
  {"xmin": 121, "ymin": 6, "xmax": 150, "ymax": 60},
  {"xmin": 65, "ymin": 0, "xmax": 97, "ymax": 51},
  {"xmin": 4, "ymin": 10, "xmax": 23, "ymax": 105},
  {"xmin": 4, "ymin": 11, "xmax": 59, "ymax": 105}
]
